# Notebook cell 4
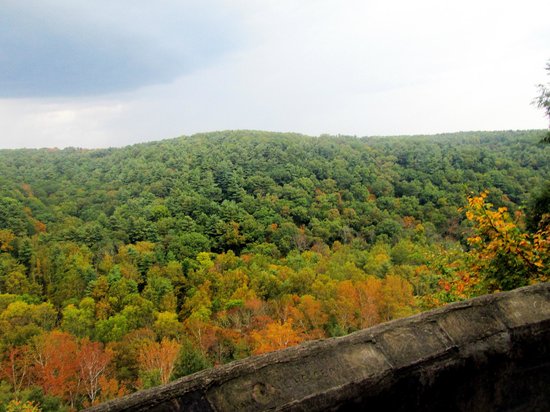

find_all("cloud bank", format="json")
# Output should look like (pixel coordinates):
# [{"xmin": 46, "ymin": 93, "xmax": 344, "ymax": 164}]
[{"xmin": 0, "ymin": 0, "xmax": 242, "ymax": 97}]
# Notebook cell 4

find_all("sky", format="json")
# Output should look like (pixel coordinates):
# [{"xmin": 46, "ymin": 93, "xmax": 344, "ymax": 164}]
[{"xmin": 0, "ymin": 0, "xmax": 549, "ymax": 149}]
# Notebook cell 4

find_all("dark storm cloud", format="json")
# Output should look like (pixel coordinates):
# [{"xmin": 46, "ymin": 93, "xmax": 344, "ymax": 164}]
[{"xmin": 0, "ymin": 0, "xmax": 242, "ymax": 97}]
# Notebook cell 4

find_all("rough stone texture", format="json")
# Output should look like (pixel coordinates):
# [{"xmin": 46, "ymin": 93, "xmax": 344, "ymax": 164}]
[{"xmin": 87, "ymin": 282, "xmax": 550, "ymax": 412}]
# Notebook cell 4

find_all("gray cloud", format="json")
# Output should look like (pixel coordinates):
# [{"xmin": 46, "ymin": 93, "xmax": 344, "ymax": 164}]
[
  {"xmin": 0, "ymin": 0, "xmax": 548, "ymax": 149},
  {"xmin": 0, "ymin": 0, "xmax": 243, "ymax": 97}
]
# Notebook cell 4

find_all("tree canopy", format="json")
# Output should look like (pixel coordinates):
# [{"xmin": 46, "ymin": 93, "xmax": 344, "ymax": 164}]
[{"xmin": 0, "ymin": 129, "xmax": 548, "ymax": 410}]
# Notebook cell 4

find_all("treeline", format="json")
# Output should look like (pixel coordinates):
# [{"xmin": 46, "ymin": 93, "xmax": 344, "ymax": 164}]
[{"xmin": 0, "ymin": 130, "xmax": 548, "ymax": 410}]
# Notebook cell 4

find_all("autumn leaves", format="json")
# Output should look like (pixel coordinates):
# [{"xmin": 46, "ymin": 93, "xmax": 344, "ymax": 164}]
[{"xmin": 1, "ymin": 332, "xmax": 117, "ymax": 408}]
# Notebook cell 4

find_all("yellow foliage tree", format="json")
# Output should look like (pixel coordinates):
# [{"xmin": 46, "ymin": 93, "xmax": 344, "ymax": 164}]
[{"xmin": 464, "ymin": 192, "xmax": 549, "ymax": 291}]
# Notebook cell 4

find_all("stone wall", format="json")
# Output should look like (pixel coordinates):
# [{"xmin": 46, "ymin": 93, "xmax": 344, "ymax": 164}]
[{"xmin": 87, "ymin": 282, "xmax": 550, "ymax": 411}]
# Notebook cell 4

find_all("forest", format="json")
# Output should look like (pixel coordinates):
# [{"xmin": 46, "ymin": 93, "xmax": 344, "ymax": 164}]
[{"xmin": 0, "ymin": 129, "xmax": 548, "ymax": 411}]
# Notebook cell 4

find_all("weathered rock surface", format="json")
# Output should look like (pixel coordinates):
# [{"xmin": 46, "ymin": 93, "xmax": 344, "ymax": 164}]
[{"xmin": 87, "ymin": 282, "xmax": 550, "ymax": 411}]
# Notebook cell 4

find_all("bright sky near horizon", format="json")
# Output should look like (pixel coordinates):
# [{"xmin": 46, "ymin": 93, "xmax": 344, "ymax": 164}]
[{"xmin": 0, "ymin": 0, "xmax": 549, "ymax": 149}]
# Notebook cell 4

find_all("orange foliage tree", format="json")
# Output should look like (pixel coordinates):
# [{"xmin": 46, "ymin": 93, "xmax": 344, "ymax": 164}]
[
  {"xmin": 138, "ymin": 337, "xmax": 181, "ymax": 385},
  {"xmin": 78, "ymin": 338, "xmax": 113, "ymax": 405},
  {"xmin": 98, "ymin": 375, "xmax": 128, "ymax": 404},
  {"xmin": 31, "ymin": 331, "xmax": 80, "ymax": 406},
  {"xmin": 0, "ymin": 346, "xmax": 33, "ymax": 397},
  {"xmin": 379, "ymin": 275, "xmax": 415, "ymax": 321},
  {"xmin": 290, "ymin": 294, "xmax": 328, "ymax": 339},
  {"xmin": 251, "ymin": 319, "xmax": 304, "ymax": 355},
  {"xmin": 333, "ymin": 280, "xmax": 361, "ymax": 332},
  {"xmin": 355, "ymin": 278, "xmax": 383, "ymax": 327},
  {"xmin": 182, "ymin": 317, "xmax": 219, "ymax": 356}
]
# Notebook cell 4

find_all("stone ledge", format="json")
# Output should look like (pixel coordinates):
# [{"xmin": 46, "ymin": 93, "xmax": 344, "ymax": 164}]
[{"xmin": 87, "ymin": 282, "xmax": 550, "ymax": 412}]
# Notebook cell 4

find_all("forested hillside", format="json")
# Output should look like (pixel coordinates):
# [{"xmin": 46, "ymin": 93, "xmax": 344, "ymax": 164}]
[{"xmin": 0, "ymin": 130, "xmax": 548, "ymax": 411}]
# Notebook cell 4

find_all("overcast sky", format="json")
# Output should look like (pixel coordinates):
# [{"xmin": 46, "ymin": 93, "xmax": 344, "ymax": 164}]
[{"xmin": 0, "ymin": 0, "xmax": 549, "ymax": 149}]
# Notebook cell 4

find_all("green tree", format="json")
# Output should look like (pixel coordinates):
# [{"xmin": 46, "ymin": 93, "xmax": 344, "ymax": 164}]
[
  {"xmin": 60, "ymin": 298, "xmax": 95, "ymax": 338},
  {"xmin": 0, "ymin": 198, "xmax": 29, "ymax": 236},
  {"xmin": 533, "ymin": 60, "xmax": 550, "ymax": 143},
  {"xmin": 526, "ymin": 182, "xmax": 550, "ymax": 232},
  {"xmin": 171, "ymin": 339, "xmax": 212, "ymax": 379},
  {"xmin": 95, "ymin": 314, "xmax": 129, "ymax": 343}
]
